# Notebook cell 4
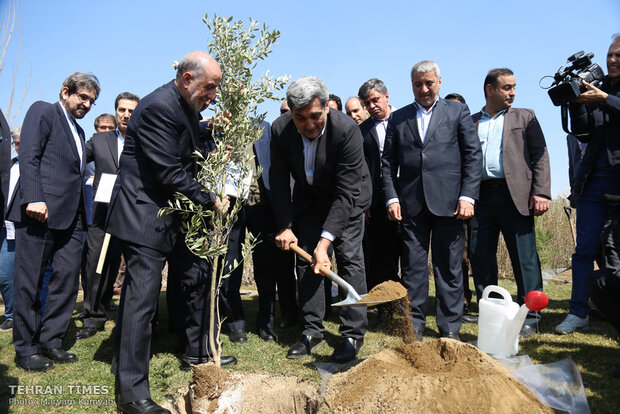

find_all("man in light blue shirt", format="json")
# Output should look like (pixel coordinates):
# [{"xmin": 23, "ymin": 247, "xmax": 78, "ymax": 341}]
[{"xmin": 469, "ymin": 68, "xmax": 551, "ymax": 338}]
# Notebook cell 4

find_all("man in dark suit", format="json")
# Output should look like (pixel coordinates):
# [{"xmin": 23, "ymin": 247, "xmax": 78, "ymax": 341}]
[
  {"xmin": 358, "ymin": 79, "xmax": 400, "ymax": 293},
  {"xmin": 271, "ymin": 76, "xmax": 371, "ymax": 363},
  {"xmin": 246, "ymin": 120, "xmax": 297, "ymax": 341},
  {"xmin": 382, "ymin": 61, "xmax": 482, "ymax": 342},
  {"xmin": 76, "ymin": 92, "xmax": 140, "ymax": 340},
  {"xmin": 0, "ymin": 109, "xmax": 13, "ymax": 331},
  {"xmin": 106, "ymin": 51, "xmax": 232, "ymax": 414},
  {"xmin": 468, "ymin": 68, "xmax": 550, "ymax": 338},
  {"xmin": 10, "ymin": 73, "xmax": 100, "ymax": 372}
]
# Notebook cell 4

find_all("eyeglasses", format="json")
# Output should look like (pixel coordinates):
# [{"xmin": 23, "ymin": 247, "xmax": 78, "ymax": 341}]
[
  {"xmin": 75, "ymin": 93, "xmax": 96, "ymax": 106},
  {"xmin": 97, "ymin": 125, "xmax": 116, "ymax": 131}
]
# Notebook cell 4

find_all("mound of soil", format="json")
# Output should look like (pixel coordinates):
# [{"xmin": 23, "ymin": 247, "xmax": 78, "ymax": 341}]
[
  {"xmin": 325, "ymin": 339, "xmax": 553, "ymax": 414},
  {"xmin": 165, "ymin": 369, "xmax": 322, "ymax": 414},
  {"xmin": 357, "ymin": 280, "xmax": 407, "ymax": 304}
]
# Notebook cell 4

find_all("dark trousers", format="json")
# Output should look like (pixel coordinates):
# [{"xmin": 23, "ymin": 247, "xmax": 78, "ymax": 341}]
[
  {"xmin": 363, "ymin": 204, "xmax": 401, "ymax": 290},
  {"xmin": 116, "ymin": 238, "xmax": 213, "ymax": 404},
  {"xmin": 586, "ymin": 203, "xmax": 620, "ymax": 334},
  {"xmin": 218, "ymin": 204, "xmax": 246, "ymax": 332},
  {"xmin": 294, "ymin": 212, "xmax": 367, "ymax": 340},
  {"xmin": 468, "ymin": 183, "xmax": 543, "ymax": 323},
  {"xmin": 571, "ymin": 175, "xmax": 617, "ymax": 317},
  {"xmin": 13, "ymin": 212, "xmax": 84, "ymax": 357},
  {"xmin": 246, "ymin": 203, "xmax": 297, "ymax": 331},
  {"xmin": 82, "ymin": 224, "xmax": 122, "ymax": 328},
  {"xmin": 400, "ymin": 206, "xmax": 464, "ymax": 333}
]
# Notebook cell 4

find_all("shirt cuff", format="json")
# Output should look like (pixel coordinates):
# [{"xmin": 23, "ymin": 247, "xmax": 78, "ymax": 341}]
[
  {"xmin": 28, "ymin": 201, "xmax": 46, "ymax": 206},
  {"xmin": 386, "ymin": 198, "xmax": 399, "ymax": 207},
  {"xmin": 458, "ymin": 196, "xmax": 475, "ymax": 205},
  {"xmin": 320, "ymin": 230, "xmax": 335, "ymax": 242}
]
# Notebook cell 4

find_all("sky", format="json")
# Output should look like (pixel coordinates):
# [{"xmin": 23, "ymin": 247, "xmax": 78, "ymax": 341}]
[{"xmin": 1, "ymin": 0, "xmax": 619, "ymax": 197}]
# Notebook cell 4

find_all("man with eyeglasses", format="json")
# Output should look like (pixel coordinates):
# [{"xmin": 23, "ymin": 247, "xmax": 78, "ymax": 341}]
[{"xmin": 8, "ymin": 72, "xmax": 100, "ymax": 373}]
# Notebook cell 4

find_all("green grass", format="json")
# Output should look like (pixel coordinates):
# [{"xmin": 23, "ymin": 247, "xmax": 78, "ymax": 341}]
[{"xmin": 1, "ymin": 278, "xmax": 619, "ymax": 413}]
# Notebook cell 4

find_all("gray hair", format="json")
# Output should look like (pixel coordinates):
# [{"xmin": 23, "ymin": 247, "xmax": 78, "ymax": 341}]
[
  {"xmin": 358, "ymin": 78, "xmax": 388, "ymax": 100},
  {"xmin": 286, "ymin": 76, "xmax": 329, "ymax": 111},
  {"xmin": 59, "ymin": 72, "xmax": 101, "ymax": 100},
  {"xmin": 411, "ymin": 60, "xmax": 441, "ymax": 79},
  {"xmin": 175, "ymin": 55, "xmax": 209, "ymax": 81},
  {"xmin": 10, "ymin": 125, "xmax": 21, "ymax": 138}
]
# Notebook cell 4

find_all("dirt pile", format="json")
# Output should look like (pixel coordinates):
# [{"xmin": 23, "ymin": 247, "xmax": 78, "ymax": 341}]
[
  {"xmin": 357, "ymin": 280, "xmax": 407, "ymax": 304},
  {"xmin": 325, "ymin": 339, "xmax": 553, "ymax": 414},
  {"xmin": 166, "ymin": 369, "xmax": 322, "ymax": 414}
]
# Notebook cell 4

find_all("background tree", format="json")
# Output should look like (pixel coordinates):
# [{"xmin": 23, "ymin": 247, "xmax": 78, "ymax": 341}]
[
  {"xmin": 1, "ymin": 0, "xmax": 29, "ymax": 126},
  {"xmin": 161, "ymin": 14, "xmax": 289, "ymax": 368}
]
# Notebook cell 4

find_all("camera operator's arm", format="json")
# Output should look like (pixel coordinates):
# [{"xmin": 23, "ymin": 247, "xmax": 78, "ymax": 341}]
[{"xmin": 569, "ymin": 81, "xmax": 620, "ymax": 141}]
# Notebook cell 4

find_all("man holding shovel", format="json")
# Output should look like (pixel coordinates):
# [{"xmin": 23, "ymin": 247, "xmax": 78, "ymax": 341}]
[{"xmin": 271, "ymin": 76, "xmax": 372, "ymax": 363}]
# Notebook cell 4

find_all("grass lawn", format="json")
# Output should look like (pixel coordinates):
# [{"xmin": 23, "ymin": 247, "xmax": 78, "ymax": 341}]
[{"xmin": 0, "ymin": 278, "xmax": 618, "ymax": 413}]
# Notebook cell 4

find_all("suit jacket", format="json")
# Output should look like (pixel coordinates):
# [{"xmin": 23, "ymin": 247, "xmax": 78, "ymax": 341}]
[
  {"xmin": 472, "ymin": 107, "xmax": 551, "ymax": 216},
  {"xmin": 86, "ymin": 130, "xmax": 120, "ymax": 227},
  {"xmin": 270, "ymin": 109, "xmax": 371, "ymax": 239},
  {"xmin": 9, "ymin": 101, "xmax": 87, "ymax": 230},
  {"xmin": 382, "ymin": 98, "xmax": 482, "ymax": 218},
  {"xmin": 0, "ymin": 109, "xmax": 11, "ymax": 220},
  {"xmin": 106, "ymin": 81, "xmax": 215, "ymax": 253},
  {"xmin": 360, "ymin": 114, "xmax": 392, "ymax": 210}
]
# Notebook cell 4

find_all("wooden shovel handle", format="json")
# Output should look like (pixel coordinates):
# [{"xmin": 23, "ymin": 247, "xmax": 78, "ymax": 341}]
[{"xmin": 288, "ymin": 243, "xmax": 331, "ymax": 277}]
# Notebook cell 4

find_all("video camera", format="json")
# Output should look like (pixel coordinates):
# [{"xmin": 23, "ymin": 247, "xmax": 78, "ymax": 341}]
[{"xmin": 547, "ymin": 51, "xmax": 604, "ymax": 106}]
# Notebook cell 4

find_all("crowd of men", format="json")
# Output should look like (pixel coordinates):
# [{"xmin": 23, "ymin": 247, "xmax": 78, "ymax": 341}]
[{"xmin": 0, "ymin": 34, "xmax": 619, "ymax": 414}]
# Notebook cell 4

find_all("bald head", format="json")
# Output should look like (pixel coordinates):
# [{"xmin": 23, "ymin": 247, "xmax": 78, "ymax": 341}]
[
  {"xmin": 345, "ymin": 97, "xmax": 369, "ymax": 125},
  {"xmin": 175, "ymin": 51, "xmax": 222, "ymax": 112}
]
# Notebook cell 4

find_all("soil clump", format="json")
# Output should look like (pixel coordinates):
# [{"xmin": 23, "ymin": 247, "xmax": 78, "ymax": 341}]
[
  {"xmin": 325, "ymin": 338, "xmax": 553, "ymax": 414},
  {"xmin": 358, "ymin": 280, "xmax": 407, "ymax": 304}
]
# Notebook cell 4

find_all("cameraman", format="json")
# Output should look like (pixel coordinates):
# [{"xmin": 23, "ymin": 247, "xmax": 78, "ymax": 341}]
[{"xmin": 555, "ymin": 34, "xmax": 620, "ymax": 335}]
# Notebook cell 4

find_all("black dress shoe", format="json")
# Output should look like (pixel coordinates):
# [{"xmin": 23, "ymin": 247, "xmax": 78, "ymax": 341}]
[
  {"xmin": 77, "ymin": 311, "xmax": 85, "ymax": 321},
  {"xmin": 15, "ymin": 354, "xmax": 54, "ymax": 372},
  {"xmin": 519, "ymin": 324, "xmax": 537, "ymax": 338},
  {"xmin": 332, "ymin": 337, "xmax": 364, "ymax": 363},
  {"xmin": 117, "ymin": 398, "xmax": 171, "ymax": 414},
  {"xmin": 286, "ymin": 335, "xmax": 324, "ymax": 359},
  {"xmin": 462, "ymin": 314, "xmax": 478, "ymax": 324},
  {"xmin": 229, "ymin": 330, "xmax": 247, "ymax": 343},
  {"xmin": 0, "ymin": 318, "xmax": 13, "ymax": 330},
  {"xmin": 181, "ymin": 355, "xmax": 237, "ymax": 370},
  {"xmin": 278, "ymin": 318, "xmax": 297, "ymax": 329},
  {"xmin": 41, "ymin": 348, "xmax": 78, "ymax": 363},
  {"xmin": 75, "ymin": 327, "xmax": 101, "ymax": 340},
  {"xmin": 258, "ymin": 328, "xmax": 277, "ymax": 342},
  {"xmin": 440, "ymin": 331, "xmax": 461, "ymax": 341}
]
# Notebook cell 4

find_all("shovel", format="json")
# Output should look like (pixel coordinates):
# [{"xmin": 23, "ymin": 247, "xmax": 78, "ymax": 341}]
[
  {"xmin": 288, "ymin": 243, "xmax": 405, "ymax": 307},
  {"xmin": 288, "ymin": 243, "xmax": 363, "ymax": 306}
]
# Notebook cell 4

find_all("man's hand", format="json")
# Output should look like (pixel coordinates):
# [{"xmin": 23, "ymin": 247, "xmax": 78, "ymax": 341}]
[
  {"xmin": 312, "ymin": 238, "xmax": 332, "ymax": 275},
  {"xmin": 529, "ymin": 195, "xmax": 549, "ymax": 216},
  {"xmin": 387, "ymin": 202, "xmax": 402, "ymax": 221},
  {"xmin": 205, "ymin": 111, "xmax": 231, "ymax": 132},
  {"xmin": 275, "ymin": 227, "xmax": 297, "ymax": 251},
  {"xmin": 574, "ymin": 81, "xmax": 608, "ymax": 103},
  {"xmin": 26, "ymin": 202, "xmax": 48, "ymax": 223},
  {"xmin": 453, "ymin": 200, "xmax": 474, "ymax": 220},
  {"xmin": 213, "ymin": 196, "xmax": 230, "ymax": 215}
]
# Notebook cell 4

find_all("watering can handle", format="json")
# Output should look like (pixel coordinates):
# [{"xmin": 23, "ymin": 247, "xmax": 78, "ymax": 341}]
[{"xmin": 481, "ymin": 285, "xmax": 513, "ymax": 307}]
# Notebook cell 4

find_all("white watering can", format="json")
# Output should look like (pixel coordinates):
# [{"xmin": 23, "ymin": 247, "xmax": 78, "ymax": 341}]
[{"xmin": 477, "ymin": 285, "xmax": 548, "ymax": 357}]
